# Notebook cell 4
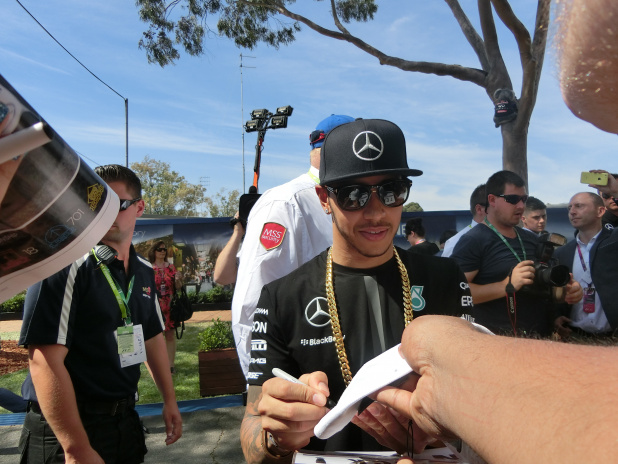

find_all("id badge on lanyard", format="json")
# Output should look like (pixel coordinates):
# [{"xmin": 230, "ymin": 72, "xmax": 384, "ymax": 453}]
[{"xmin": 583, "ymin": 285, "xmax": 596, "ymax": 313}]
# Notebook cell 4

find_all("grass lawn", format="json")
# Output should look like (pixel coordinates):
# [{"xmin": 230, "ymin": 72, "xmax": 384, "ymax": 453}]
[{"xmin": 0, "ymin": 322, "xmax": 211, "ymax": 413}]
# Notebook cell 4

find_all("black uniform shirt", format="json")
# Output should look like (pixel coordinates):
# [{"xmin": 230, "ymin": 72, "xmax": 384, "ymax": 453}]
[
  {"xmin": 248, "ymin": 246, "xmax": 471, "ymax": 452},
  {"xmin": 19, "ymin": 245, "xmax": 164, "ymax": 402}
]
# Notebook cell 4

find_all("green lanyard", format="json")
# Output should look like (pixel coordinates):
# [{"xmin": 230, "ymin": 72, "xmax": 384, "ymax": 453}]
[
  {"xmin": 484, "ymin": 218, "xmax": 527, "ymax": 262},
  {"xmin": 307, "ymin": 169, "xmax": 320, "ymax": 184},
  {"xmin": 93, "ymin": 251, "xmax": 134, "ymax": 325}
]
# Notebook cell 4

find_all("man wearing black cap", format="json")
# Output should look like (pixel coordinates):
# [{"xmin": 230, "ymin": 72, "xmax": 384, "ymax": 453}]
[
  {"xmin": 232, "ymin": 114, "xmax": 354, "ymax": 378},
  {"xmin": 240, "ymin": 119, "xmax": 473, "ymax": 462}
]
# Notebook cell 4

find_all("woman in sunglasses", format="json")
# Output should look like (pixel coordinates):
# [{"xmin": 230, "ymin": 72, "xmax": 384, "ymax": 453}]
[{"xmin": 148, "ymin": 240, "xmax": 182, "ymax": 373}]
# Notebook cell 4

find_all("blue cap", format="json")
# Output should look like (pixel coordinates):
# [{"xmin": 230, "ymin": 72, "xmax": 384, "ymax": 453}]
[{"xmin": 309, "ymin": 114, "xmax": 355, "ymax": 148}]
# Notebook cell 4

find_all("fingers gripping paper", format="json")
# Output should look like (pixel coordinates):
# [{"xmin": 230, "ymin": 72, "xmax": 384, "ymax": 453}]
[{"xmin": 314, "ymin": 344, "xmax": 413, "ymax": 439}]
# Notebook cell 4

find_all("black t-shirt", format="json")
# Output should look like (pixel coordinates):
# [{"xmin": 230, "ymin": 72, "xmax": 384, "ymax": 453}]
[
  {"xmin": 248, "ymin": 247, "xmax": 472, "ymax": 452},
  {"xmin": 19, "ymin": 246, "xmax": 164, "ymax": 402},
  {"xmin": 452, "ymin": 224, "xmax": 553, "ymax": 335},
  {"xmin": 407, "ymin": 241, "xmax": 439, "ymax": 256}
]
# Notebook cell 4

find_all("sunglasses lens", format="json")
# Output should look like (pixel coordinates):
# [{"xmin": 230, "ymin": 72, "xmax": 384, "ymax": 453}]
[
  {"xmin": 157, "ymin": 248, "xmax": 166, "ymax": 252},
  {"xmin": 119, "ymin": 200, "xmax": 129, "ymax": 211},
  {"xmin": 602, "ymin": 193, "xmax": 612, "ymax": 200},
  {"xmin": 334, "ymin": 180, "xmax": 410, "ymax": 211},
  {"xmin": 379, "ymin": 181, "xmax": 410, "ymax": 207},
  {"xmin": 503, "ymin": 194, "xmax": 528, "ymax": 205},
  {"xmin": 336, "ymin": 185, "xmax": 371, "ymax": 210}
]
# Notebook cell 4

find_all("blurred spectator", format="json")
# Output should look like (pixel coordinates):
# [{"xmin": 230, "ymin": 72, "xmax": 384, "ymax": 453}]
[
  {"xmin": 599, "ymin": 173, "xmax": 618, "ymax": 230},
  {"xmin": 452, "ymin": 170, "xmax": 581, "ymax": 336},
  {"xmin": 554, "ymin": 191, "xmax": 617, "ymax": 339},
  {"xmin": 522, "ymin": 196, "xmax": 547, "ymax": 235},
  {"xmin": 148, "ymin": 240, "xmax": 182, "ymax": 373},
  {"xmin": 442, "ymin": 184, "xmax": 486, "ymax": 258},
  {"xmin": 405, "ymin": 217, "xmax": 439, "ymax": 255}
]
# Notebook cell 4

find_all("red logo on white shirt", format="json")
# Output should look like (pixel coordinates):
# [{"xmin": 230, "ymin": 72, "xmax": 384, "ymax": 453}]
[{"xmin": 260, "ymin": 222, "xmax": 287, "ymax": 250}]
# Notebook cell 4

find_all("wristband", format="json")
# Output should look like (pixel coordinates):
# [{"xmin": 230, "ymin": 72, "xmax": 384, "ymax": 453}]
[{"xmin": 262, "ymin": 429, "xmax": 292, "ymax": 459}]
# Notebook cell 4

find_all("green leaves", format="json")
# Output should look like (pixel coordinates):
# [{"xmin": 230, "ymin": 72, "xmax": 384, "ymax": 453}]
[
  {"xmin": 198, "ymin": 318, "xmax": 235, "ymax": 351},
  {"xmin": 131, "ymin": 156, "xmax": 207, "ymax": 216}
]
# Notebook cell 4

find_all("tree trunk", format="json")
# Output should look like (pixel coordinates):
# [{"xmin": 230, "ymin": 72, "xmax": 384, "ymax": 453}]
[{"xmin": 500, "ymin": 120, "xmax": 529, "ymax": 187}]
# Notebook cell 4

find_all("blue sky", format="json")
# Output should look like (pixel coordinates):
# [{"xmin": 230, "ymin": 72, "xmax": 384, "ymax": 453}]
[{"xmin": 2, "ymin": 0, "xmax": 616, "ymax": 212}]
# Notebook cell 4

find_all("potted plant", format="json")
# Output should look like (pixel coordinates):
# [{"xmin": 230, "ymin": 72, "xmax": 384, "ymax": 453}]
[{"xmin": 197, "ymin": 318, "xmax": 246, "ymax": 396}]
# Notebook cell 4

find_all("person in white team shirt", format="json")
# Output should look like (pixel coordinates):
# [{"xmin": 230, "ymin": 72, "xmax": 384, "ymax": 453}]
[
  {"xmin": 232, "ymin": 114, "xmax": 354, "ymax": 377},
  {"xmin": 441, "ymin": 183, "xmax": 486, "ymax": 258}
]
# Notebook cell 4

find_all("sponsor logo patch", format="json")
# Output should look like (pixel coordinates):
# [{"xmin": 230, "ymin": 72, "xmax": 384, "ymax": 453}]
[
  {"xmin": 87, "ymin": 183, "xmax": 104, "ymax": 211},
  {"xmin": 411, "ymin": 285, "xmax": 426, "ymax": 311},
  {"xmin": 260, "ymin": 222, "xmax": 287, "ymax": 250},
  {"xmin": 304, "ymin": 297, "xmax": 330, "ymax": 327},
  {"xmin": 251, "ymin": 339, "xmax": 267, "ymax": 351}
]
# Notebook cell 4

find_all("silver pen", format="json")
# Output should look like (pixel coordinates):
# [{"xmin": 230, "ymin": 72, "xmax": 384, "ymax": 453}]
[{"xmin": 272, "ymin": 368, "xmax": 337, "ymax": 409}]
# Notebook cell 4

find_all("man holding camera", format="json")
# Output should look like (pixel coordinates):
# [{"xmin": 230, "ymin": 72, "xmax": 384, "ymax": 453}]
[
  {"xmin": 554, "ymin": 191, "xmax": 618, "ymax": 338},
  {"xmin": 452, "ymin": 170, "xmax": 581, "ymax": 336}
]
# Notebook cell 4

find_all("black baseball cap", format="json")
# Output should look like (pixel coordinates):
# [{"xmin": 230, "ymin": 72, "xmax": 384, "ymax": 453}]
[{"xmin": 319, "ymin": 118, "xmax": 423, "ymax": 185}]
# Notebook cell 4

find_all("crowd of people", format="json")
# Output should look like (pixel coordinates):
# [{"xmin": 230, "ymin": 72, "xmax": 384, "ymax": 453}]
[{"xmin": 5, "ymin": 0, "xmax": 618, "ymax": 463}]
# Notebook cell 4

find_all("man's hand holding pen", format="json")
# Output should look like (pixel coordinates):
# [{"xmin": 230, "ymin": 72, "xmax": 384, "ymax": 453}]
[{"xmin": 258, "ymin": 370, "xmax": 332, "ymax": 452}]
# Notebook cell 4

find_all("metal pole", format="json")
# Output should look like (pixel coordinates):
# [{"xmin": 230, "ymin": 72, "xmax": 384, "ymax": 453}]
[
  {"xmin": 125, "ymin": 98, "xmax": 129, "ymax": 168},
  {"xmin": 240, "ymin": 54, "xmax": 245, "ymax": 193}
]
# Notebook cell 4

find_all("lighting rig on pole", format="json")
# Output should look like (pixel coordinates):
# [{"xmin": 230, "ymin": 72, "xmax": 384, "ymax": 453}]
[{"xmin": 244, "ymin": 105, "xmax": 293, "ymax": 192}]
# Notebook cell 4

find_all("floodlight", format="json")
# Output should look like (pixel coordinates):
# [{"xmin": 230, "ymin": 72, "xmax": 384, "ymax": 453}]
[
  {"xmin": 276, "ymin": 106, "xmax": 293, "ymax": 116},
  {"xmin": 271, "ymin": 115, "xmax": 288, "ymax": 129},
  {"xmin": 245, "ymin": 119, "xmax": 260, "ymax": 132},
  {"xmin": 251, "ymin": 109, "xmax": 270, "ymax": 119}
]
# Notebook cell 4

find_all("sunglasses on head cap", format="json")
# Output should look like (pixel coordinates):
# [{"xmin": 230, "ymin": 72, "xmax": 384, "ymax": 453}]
[
  {"xmin": 309, "ymin": 130, "xmax": 325, "ymax": 146},
  {"xmin": 497, "ymin": 194, "xmax": 528, "ymax": 205},
  {"xmin": 326, "ymin": 179, "xmax": 412, "ymax": 211}
]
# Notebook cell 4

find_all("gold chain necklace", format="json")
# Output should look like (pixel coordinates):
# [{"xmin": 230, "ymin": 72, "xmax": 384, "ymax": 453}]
[{"xmin": 325, "ymin": 246, "xmax": 413, "ymax": 386}]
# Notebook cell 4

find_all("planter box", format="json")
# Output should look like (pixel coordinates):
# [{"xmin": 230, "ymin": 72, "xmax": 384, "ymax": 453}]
[
  {"xmin": 198, "ymin": 348, "xmax": 246, "ymax": 397},
  {"xmin": 0, "ymin": 311, "xmax": 23, "ymax": 321},
  {"xmin": 192, "ymin": 302, "xmax": 232, "ymax": 312}
]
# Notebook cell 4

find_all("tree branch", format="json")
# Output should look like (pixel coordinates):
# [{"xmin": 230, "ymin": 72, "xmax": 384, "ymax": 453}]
[
  {"xmin": 478, "ymin": 0, "xmax": 512, "ymax": 96},
  {"xmin": 330, "ymin": 0, "xmax": 350, "ymax": 35},
  {"xmin": 443, "ymin": 0, "xmax": 489, "ymax": 71},
  {"xmin": 490, "ymin": 0, "xmax": 532, "ymax": 66},
  {"xmin": 265, "ymin": 2, "xmax": 488, "ymax": 86},
  {"xmin": 516, "ymin": 0, "xmax": 550, "ymax": 125}
]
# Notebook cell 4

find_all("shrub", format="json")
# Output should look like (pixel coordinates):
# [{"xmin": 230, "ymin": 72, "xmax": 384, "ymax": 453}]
[
  {"xmin": 0, "ymin": 292, "xmax": 26, "ymax": 313},
  {"xmin": 198, "ymin": 318, "xmax": 234, "ymax": 352},
  {"xmin": 199, "ymin": 286, "xmax": 233, "ymax": 304}
]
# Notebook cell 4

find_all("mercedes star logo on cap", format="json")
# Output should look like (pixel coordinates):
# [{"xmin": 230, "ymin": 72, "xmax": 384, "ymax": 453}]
[{"xmin": 353, "ymin": 131, "xmax": 384, "ymax": 161}]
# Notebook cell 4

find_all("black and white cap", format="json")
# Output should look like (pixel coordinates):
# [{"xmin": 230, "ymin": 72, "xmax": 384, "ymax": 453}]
[{"xmin": 319, "ymin": 118, "xmax": 423, "ymax": 185}]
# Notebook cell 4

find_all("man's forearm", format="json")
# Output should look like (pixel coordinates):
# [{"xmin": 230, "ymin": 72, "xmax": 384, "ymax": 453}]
[
  {"xmin": 145, "ymin": 334, "xmax": 176, "ymax": 403},
  {"xmin": 467, "ymin": 279, "xmax": 508, "ymax": 304},
  {"xmin": 410, "ymin": 320, "xmax": 618, "ymax": 463},
  {"xmin": 241, "ymin": 387, "xmax": 294, "ymax": 464},
  {"xmin": 29, "ymin": 345, "xmax": 94, "ymax": 458},
  {"xmin": 213, "ymin": 226, "xmax": 243, "ymax": 285}
]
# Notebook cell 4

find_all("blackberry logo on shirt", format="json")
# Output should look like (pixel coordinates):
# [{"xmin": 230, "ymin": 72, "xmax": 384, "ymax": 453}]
[
  {"xmin": 304, "ymin": 297, "xmax": 331, "ymax": 327},
  {"xmin": 411, "ymin": 286, "xmax": 426, "ymax": 311}
]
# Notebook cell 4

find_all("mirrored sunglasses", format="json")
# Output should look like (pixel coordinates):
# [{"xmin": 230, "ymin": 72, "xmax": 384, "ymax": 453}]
[
  {"xmin": 326, "ymin": 179, "xmax": 412, "ymax": 211},
  {"xmin": 498, "ymin": 194, "xmax": 529, "ymax": 205},
  {"xmin": 119, "ymin": 198, "xmax": 141, "ymax": 212}
]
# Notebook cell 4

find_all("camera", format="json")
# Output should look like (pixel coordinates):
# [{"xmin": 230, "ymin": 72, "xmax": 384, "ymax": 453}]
[{"xmin": 528, "ymin": 232, "xmax": 570, "ymax": 293}]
